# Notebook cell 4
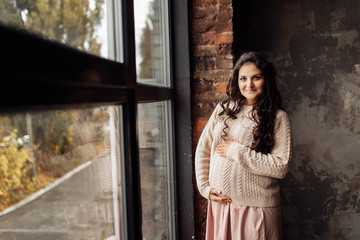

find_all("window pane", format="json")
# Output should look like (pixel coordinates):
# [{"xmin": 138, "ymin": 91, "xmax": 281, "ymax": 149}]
[
  {"xmin": 138, "ymin": 101, "xmax": 175, "ymax": 239},
  {"xmin": 0, "ymin": 0, "xmax": 122, "ymax": 61},
  {"xmin": 134, "ymin": 0, "xmax": 171, "ymax": 86},
  {"xmin": 0, "ymin": 106, "xmax": 125, "ymax": 240}
]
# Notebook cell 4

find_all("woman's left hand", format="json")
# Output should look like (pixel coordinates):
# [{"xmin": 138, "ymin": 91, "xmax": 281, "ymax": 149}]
[{"xmin": 216, "ymin": 141, "xmax": 234, "ymax": 158}]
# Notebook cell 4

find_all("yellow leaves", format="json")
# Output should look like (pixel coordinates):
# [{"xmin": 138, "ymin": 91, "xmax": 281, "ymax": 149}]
[
  {"xmin": 3, "ymin": 178, "xmax": 10, "ymax": 185},
  {"xmin": 0, "ymin": 155, "xmax": 9, "ymax": 175},
  {"xmin": 67, "ymin": 128, "xmax": 73, "ymax": 146},
  {"xmin": 0, "ymin": 129, "xmax": 35, "ymax": 211},
  {"xmin": 26, "ymin": 181, "xmax": 36, "ymax": 192},
  {"xmin": 1, "ymin": 0, "xmax": 104, "ymax": 55},
  {"xmin": 54, "ymin": 144, "xmax": 59, "ymax": 154}
]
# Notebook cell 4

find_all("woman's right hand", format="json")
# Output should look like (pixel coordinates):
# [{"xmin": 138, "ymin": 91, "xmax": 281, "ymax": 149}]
[{"xmin": 209, "ymin": 189, "xmax": 232, "ymax": 205}]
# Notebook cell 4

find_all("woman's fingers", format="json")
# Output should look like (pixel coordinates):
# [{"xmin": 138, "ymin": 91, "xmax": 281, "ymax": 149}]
[
  {"xmin": 216, "ymin": 142, "xmax": 234, "ymax": 157},
  {"xmin": 209, "ymin": 189, "xmax": 232, "ymax": 205},
  {"xmin": 215, "ymin": 145, "xmax": 226, "ymax": 157},
  {"xmin": 209, "ymin": 193, "xmax": 232, "ymax": 204}
]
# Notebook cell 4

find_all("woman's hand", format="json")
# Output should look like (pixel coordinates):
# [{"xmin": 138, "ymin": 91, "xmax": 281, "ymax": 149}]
[
  {"xmin": 209, "ymin": 189, "xmax": 232, "ymax": 205},
  {"xmin": 216, "ymin": 141, "xmax": 234, "ymax": 158},
  {"xmin": 91, "ymin": 142, "xmax": 109, "ymax": 155}
]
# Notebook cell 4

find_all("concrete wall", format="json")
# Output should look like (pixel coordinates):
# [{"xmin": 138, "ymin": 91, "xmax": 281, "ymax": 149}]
[{"xmin": 233, "ymin": 0, "xmax": 360, "ymax": 239}]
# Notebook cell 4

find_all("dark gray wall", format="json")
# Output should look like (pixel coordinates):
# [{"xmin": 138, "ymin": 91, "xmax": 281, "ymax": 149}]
[{"xmin": 234, "ymin": 0, "xmax": 360, "ymax": 239}]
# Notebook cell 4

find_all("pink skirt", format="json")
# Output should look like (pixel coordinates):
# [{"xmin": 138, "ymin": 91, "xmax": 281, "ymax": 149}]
[{"xmin": 206, "ymin": 201, "xmax": 282, "ymax": 240}]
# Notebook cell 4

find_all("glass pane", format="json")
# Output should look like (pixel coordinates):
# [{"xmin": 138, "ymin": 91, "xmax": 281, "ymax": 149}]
[
  {"xmin": 0, "ymin": 0, "xmax": 122, "ymax": 61},
  {"xmin": 134, "ymin": 0, "xmax": 171, "ymax": 86},
  {"xmin": 0, "ymin": 106, "xmax": 125, "ymax": 240},
  {"xmin": 138, "ymin": 101, "xmax": 175, "ymax": 239}
]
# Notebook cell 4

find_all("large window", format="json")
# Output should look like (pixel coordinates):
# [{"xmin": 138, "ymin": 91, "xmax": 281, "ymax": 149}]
[
  {"xmin": 0, "ymin": 107, "xmax": 124, "ymax": 240},
  {"xmin": 0, "ymin": 0, "xmax": 123, "ymax": 61},
  {"xmin": 0, "ymin": 0, "xmax": 189, "ymax": 239}
]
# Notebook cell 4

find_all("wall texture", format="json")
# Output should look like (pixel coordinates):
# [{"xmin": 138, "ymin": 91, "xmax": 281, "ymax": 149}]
[
  {"xmin": 233, "ymin": 0, "xmax": 360, "ymax": 239},
  {"xmin": 190, "ymin": 0, "xmax": 233, "ymax": 239},
  {"xmin": 191, "ymin": 0, "xmax": 360, "ymax": 239}
]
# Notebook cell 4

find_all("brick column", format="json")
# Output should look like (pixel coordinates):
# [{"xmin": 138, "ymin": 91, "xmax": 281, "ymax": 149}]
[{"xmin": 191, "ymin": 0, "xmax": 234, "ymax": 239}]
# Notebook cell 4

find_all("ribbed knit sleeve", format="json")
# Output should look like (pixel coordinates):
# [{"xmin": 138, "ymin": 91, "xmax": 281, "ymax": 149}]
[
  {"xmin": 195, "ymin": 104, "xmax": 222, "ymax": 200},
  {"xmin": 226, "ymin": 110, "xmax": 292, "ymax": 179}
]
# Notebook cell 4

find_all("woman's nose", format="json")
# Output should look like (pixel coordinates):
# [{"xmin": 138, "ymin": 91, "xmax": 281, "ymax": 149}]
[{"xmin": 246, "ymin": 80, "xmax": 253, "ymax": 88}]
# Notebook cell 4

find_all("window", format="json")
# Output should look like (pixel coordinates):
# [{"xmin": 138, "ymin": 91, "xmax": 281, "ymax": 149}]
[
  {"xmin": 0, "ymin": 0, "xmax": 123, "ymax": 61},
  {"xmin": 0, "ymin": 106, "xmax": 124, "ymax": 240},
  {"xmin": 134, "ymin": 0, "xmax": 171, "ymax": 86},
  {"xmin": 138, "ymin": 101, "xmax": 175, "ymax": 239},
  {"xmin": 0, "ymin": 0, "xmax": 193, "ymax": 239}
]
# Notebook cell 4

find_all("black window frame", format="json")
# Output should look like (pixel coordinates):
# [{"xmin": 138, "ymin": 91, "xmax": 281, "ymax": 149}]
[{"xmin": 0, "ymin": 0, "xmax": 194, "ymax": 239}]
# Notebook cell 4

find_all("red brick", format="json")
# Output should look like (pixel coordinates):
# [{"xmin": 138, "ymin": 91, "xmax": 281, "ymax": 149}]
[
  {"xmin": 194, "ymin": 119, "xmax": 208, "ymax": 134},
  {"xmin": 192, "ymin": 24, "xmax": 209, "ymax": 34},
  {"xmin": 215, "ymin": 82, "xmax": 228, "ymax": 94},
  {"xmin": 215, "ymin": 57, "xmax": 233, "ymax": 69},
  {"xmin": 192, "ymin": 0, "xmax": 204, "ymax": 7},
  {"xmin": 193, "ymin": 45, "xmax": 219, "ymax": 57},
  {"xmin": 193, "ymin": 44, "xmax": 231, "ymax": 60},
  {"xmin": 219, "ymin": 0, "xmax": 232, "ymax": 5},
  {"xmin": 192, "ymin": 79, "xmax": 216, "ymax": 94},
  {"xmin": 215, "ymin": 69, "xmax": 232, "ymax": 81},
  {"xmin": 193, "ymin": 6, "xmax": 218, "ymax": 19},
  {"xmin": 192, "ymin": 32, "xmax": 212, "ymax": 45},
  {"xmin": 193, "ymin": 196, "xmax": 208, "ymax": 240},
  {"xmin": 213, "ymin": 22, "xmax": 233, "ymax": 32},
  {"xmin": 218, "ymin": 6, "xmax": 233, "ymax": 21},
  {"xmin": 218, "ymin": 43, "xmax": 233, "ymax": 55},
  {"xmin": 192, "ymin": 19, "xmax": 217, "ymax": 33},
  {"xmin": 193, "ymin": 56, "xmax": 216, "ymax": 71},
  {"xmin": 191, "ymin": 0, "xmax": 233, "ymax": 238},
  {"xmin": 194, "ymin": 69, "xmax": 232, "ymax": 82},
  {"xmin": 193, "ymin": 0, "xmax": 219, "ymax": 7},
  {"xmin": 219, "ymin": 5, "xmax": 233, "ymax": 14},
  {"xmin": 193, "ymin": 92, "xmax": 226, "ymax": 106},
  {"xmin": 214, "ymin": 32, "xmax": 233, "ymax": 44},
  {"xmin": 193, "ymin": 32, "xmax": 233, "ymax": 45},
  {"xmin": 193, "ymin": 100, "xmax": 218, "ymax": 112},
  {"xmin": 194, "ymin": 70, "xmax": 216, "ymax": 81}
]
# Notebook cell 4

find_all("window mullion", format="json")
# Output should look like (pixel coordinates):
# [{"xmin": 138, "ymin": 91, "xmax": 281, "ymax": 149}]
[{"xmin": 122, "ymin": 99, "xmax": 143, "ymax": 240}]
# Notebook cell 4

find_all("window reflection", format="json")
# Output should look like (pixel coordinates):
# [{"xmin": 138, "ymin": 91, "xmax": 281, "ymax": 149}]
[
  {"xmin": 138, "ymin": 101, "xmax": 175, "ymax": 239},
  {"xmin": 0, "ymin": 0, "xmax": 112, "ymax": 59},
  {"xmin": 134, "ymin": 0, "xmax": 171, "ymax": 86},
  {"xmin": 0, "ymin": 106, "xmax": 123, "ymax": 240}
]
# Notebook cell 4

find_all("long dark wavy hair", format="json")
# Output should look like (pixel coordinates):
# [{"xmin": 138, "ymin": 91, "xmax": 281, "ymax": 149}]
[{"xmin": 219, "ymin": 52, "xmax": 283, "ymax": 154}]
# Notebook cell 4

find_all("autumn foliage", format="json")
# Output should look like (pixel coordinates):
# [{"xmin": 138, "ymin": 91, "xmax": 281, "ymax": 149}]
[
  {"xmin": 0, "ymin": 130, "xmax": 35, "ymax": 211},
  {"xmin": 0, "ymin": 0, "xmax": 106, "ymax": 211}
]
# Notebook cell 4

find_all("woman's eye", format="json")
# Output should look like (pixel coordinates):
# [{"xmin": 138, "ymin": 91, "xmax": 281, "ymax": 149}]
[
  {"xmin": 253, "ymin": 75, "xmax": 262, "ymax": 80},
  {"xmin": 239, "ymin": 77, "xmax": 246, "ymax": 81}
]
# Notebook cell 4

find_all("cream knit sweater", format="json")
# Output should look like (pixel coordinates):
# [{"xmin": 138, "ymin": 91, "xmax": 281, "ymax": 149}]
[{"xmin": 195, "ymin": 103, "xmax": 292, "ymax": 207}]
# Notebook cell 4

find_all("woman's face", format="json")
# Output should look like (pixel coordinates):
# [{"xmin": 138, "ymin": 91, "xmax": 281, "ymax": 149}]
[{"xmin": 238, "ymin": 63, "xmax": 265, "ymax": 105}]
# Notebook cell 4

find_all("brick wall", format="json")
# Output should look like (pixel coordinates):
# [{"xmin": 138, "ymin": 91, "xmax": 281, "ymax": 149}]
[{"xmin": 190, "ymin": 0, "xmax": 234, "ymax": 239}]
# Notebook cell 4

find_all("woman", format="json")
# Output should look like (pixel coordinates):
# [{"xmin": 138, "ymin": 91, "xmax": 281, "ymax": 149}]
[{"xmin": 195, "ymin": 52, "xmax": 292, "ymax": 239}]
